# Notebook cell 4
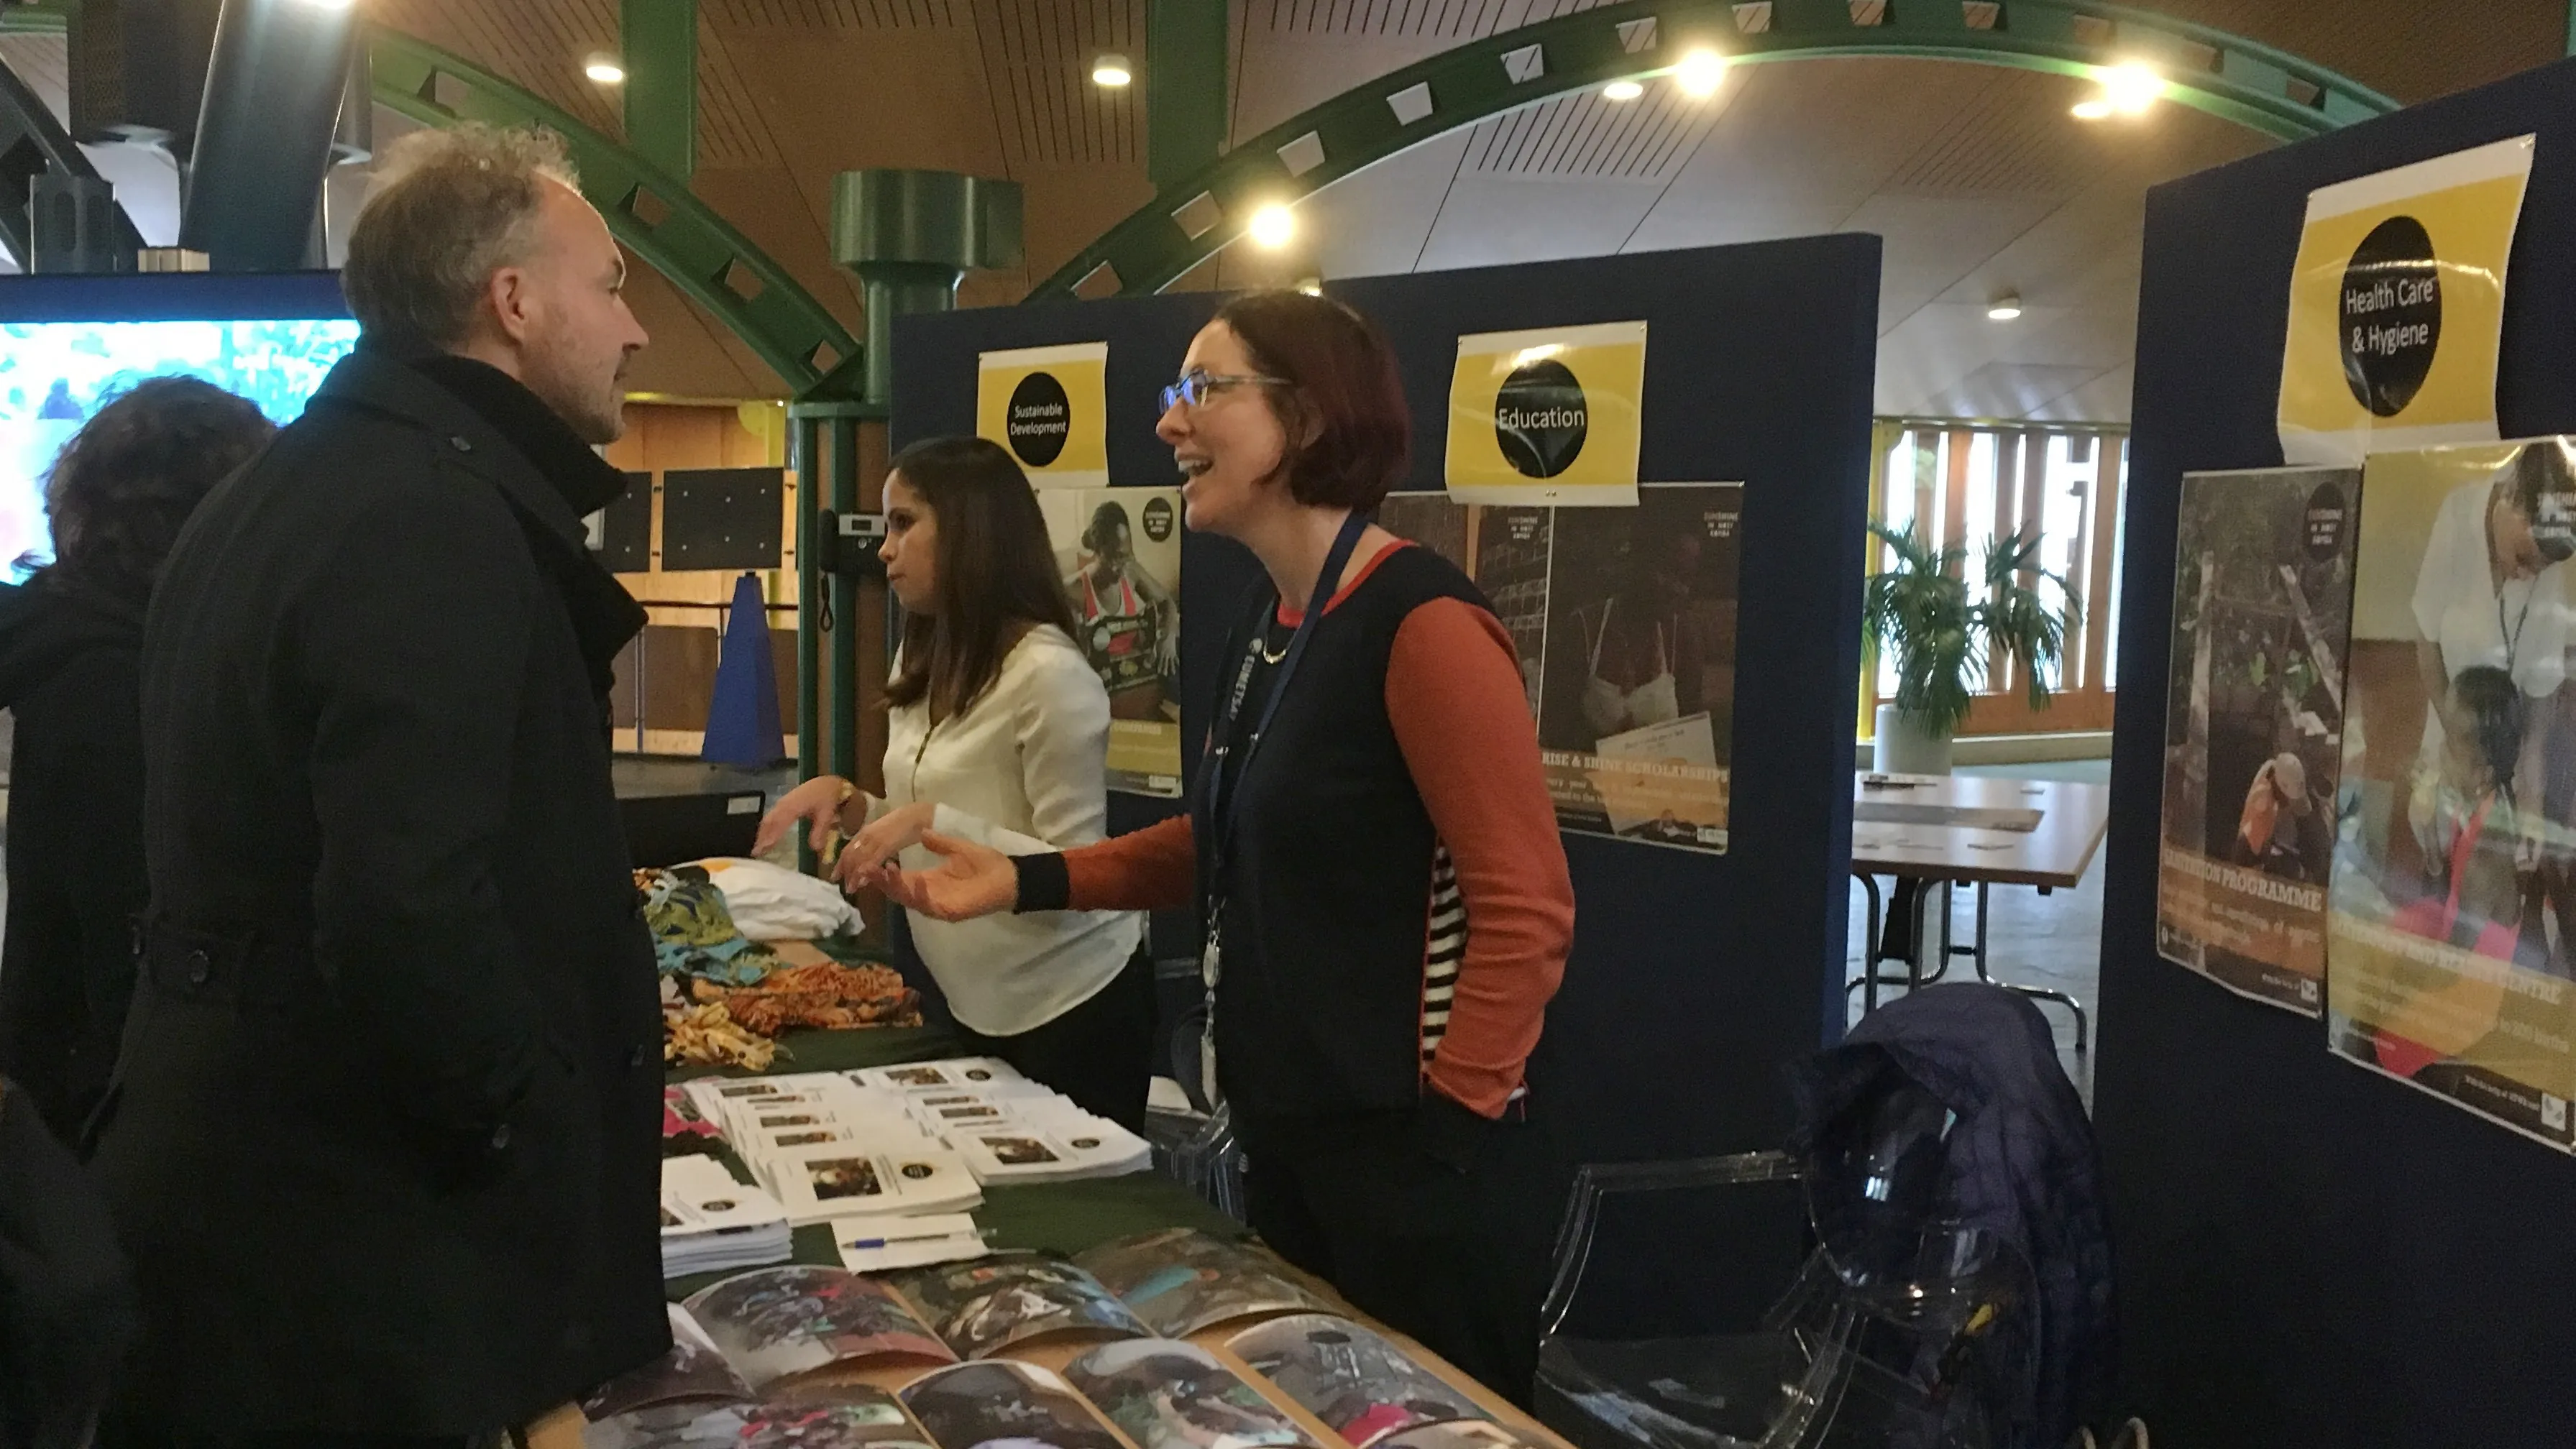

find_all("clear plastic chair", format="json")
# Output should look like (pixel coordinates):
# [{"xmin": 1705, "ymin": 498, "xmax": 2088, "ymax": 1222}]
[{"xmin": 1534, "ymin": 1147, "xmax": 2039, "ymax": 1449}]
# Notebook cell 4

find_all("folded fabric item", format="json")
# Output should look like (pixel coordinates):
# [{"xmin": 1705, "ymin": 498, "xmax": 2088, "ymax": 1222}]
[
  {"xmin": 702, "ymin": 961, "xmax": 921, "ymax": 1036},
  {"xmin": 692, "ymin": 857, "xmax": 865, "ymax": 941},
  {"xmin": 638, "ymin": 865, "xmax": 780, "ymax": 987},
  {"xmin": 664, "ymin": 982, "xmax": 780, "ymax": 1072}
]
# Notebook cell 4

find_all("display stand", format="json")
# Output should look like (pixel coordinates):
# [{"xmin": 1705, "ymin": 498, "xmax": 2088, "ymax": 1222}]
[
  {"xmin": 889, "ymin": 239, "xmax": 1881, "ymax": 1335},
  {"xmin": 2096, "ymin": 57, "xmax": 2576, "ymax": 1445}
]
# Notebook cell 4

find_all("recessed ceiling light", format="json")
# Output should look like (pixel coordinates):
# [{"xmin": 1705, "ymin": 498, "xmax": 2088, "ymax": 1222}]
[
  {"xmin": 1092, "ymin": 52, "xmax": 1132, "ymax": 88},
  {"xmin": 1674, "ymin": 50, "xmax": 1728, "ymax": 98},
  {"xmin": 1294, "ymin": 277, "xmax": 1324, "ymax": 296},
  {"xmin": 2101, "ymin": 60, "xmax": 2162, "ymax": 114},
  {"xmin": 2070, "ymin": 97, "xmax": 2114, "ymax": 121},
  {"xmin": 1603, "ymin": 80, "xmax": 1644, "ymax": 102},
  {"xmin": 1987, "ymin": 293, "xmax": 2024, "ymax": 321},
  {"xmin": 1248, "ymin": 203, "xmax": 1295, "ymax": 250},
  {"xmin": 584, "ymin": 53, "xmax": 625, "ymax": 85}
]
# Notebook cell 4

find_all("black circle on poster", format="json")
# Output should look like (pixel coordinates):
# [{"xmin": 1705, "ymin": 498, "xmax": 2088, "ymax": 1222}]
[
  {"xmin": 2303, "ymin": 479, "xmax": 2348, "ymax": 561},
  {"xmin": 2337, "ymin": 215, "xmax": 2441, "ymax": 418},
  {"xmin": 1006, "ymin": 371, "xmax": 1073, "ymax": 466},
  {"xmin": 1493, "ymin": 357, "xmax": 1589, "ymax": 479},
  {"xmin": 1142, "ymin": 495, "xmax": 1176, "ymax": 542}
]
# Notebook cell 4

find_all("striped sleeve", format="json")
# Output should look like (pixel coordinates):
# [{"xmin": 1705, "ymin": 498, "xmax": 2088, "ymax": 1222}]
[{"xmin": 1385, "ymin": 597, "xmax": 1575, "ymax": 1118}]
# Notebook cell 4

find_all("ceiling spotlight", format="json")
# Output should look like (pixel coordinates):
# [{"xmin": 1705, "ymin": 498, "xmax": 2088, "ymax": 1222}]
[
  {"xmin": 2070, "ymin": 97, "xmax": 2114, "ymax": 121},
  {"xmin": 1091, "ymin": 52, "xmax": 1133, "ymax": 88},
  {"xmin": 584, "ymin": 53, "xmax": 626, "ymax": 85},
  {"xmin": 1987, "ymin": 293, "xmax": 2024, "ymax": 321},
  {"xmin": 2101, "ymin": 60, "xmax": 2163, "ymax": 114},
  {"xmin": 1247, "ymin": 203, "xmax": 1296, "ymax": 250},
  {"xmin": 1674, "ymin": 50, "xmax": 1728, "ymax": 98},
  {"xmin": 1603, "ymin": 79, "xmax": 1644, "ymax": 102},
  {"xmin": 1294, "ymin": 277, "xmax": 1324, "ymax": 297}
]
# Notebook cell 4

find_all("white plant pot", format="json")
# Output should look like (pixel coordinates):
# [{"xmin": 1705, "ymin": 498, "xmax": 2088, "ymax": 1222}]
[{"xmin": 1873, "ymin": 702, "xmax": 1956, "ymax": 776}]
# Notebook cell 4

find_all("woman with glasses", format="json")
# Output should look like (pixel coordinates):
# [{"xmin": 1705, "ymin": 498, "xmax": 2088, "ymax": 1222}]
[
  {"xmin": 877, "ymin": 290, "xmax": 1576, "ymax": 1402},
  {"xmin": 758, "ymin": 436, "xmax": 1151, "ymax": 1128}
]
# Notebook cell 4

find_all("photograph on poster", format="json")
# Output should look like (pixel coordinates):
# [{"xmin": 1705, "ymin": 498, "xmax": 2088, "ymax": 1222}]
[
  {"xmin": 1226, "ymin": 1315, "xmax": 1487, "ymax": 1448},
  {"xmin": 900, "ymin": 1251, "xmax": 1150, "ymax": 1359},
  {"xmin": 2326, "ymin": 438, "xmax": 2576, "ymax": 1146},
  {"xmin": 2155, "ymin": 467, "xmax": 2361, "ymax": 1015},
  {"xmin": 1376, "ymin": 484, "xmax": 1741, "ymax": 850},
  {"xmin": 1039, "ymin": 487, "xmax": 1184, "ymax": 796}
]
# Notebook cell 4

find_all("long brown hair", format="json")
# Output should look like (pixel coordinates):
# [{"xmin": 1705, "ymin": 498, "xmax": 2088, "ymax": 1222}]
[{"xmin": 884, "ymin": 436, "xmax": 1081, "ymax": 721}]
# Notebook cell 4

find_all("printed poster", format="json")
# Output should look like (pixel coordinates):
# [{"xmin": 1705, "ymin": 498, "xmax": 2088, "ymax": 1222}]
[
  {"xmin": 2155, "ymin": 467, "xmax": 2360, "ymax": 1015},
  {"xmin": 980, "ymin": 342, "xmax": 1110, "ymax": 489},
  {"xmin": 2278, "ymin": 137, "xmax": 2535, "ymax": 466},
  {"xmin": 1445, "ymin": 322, "xmax": 1646, "ymax": 507},
  {"xmin": 2327, "ymin": 438, "xmax": 2576, "ymax": 1148},
  {"xmin": 901, "ymin": 1361, "xmax": 1126, "ymax": 1449},
  {"xmin": 1378, "ymin": 482, "xmax": 1740, "ymax": 851},
  {"xmin": 1227, "ymin": 1315, "xmax": 1489, "ymax": 1448},
  {"xmin": 1064, "ymin": 1339, "xmax": 1317, "ymax": 1449},
  {"xmin": 1038, "ymin": 486, "xmax": 1183, "ymax": 796}
]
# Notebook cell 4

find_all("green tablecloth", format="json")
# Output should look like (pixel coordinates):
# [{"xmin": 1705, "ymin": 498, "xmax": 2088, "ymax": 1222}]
[{"xmin": 666, "ymin": 1026, "xmax": 1245, "ymax": 1300}]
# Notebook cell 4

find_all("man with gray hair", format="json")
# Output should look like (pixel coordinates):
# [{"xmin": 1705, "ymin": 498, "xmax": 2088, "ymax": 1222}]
[{"xmin": 93, "ymin": 124, "xmax": 666, "ymax": 1444}]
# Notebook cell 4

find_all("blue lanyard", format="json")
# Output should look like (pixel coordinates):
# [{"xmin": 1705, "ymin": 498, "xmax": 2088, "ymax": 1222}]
[{"xmin": 1195, "ymin": 510, "xmax": 1370, "ymax": 891}]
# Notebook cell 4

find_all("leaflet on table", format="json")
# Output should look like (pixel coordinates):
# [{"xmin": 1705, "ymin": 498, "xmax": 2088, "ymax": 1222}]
[
  {"xmin": 1072, "ymin": 1227, "xmax": 1332, "ymax": 1338},
  {"xmin": 2153, "ymin": 466, "xmax": 2361, "ymax": 1016},
  {"xmin": 2325, "ymin": 439, "xmax": 2576, "ymax": 1149},
  {"xmin": 1228, "ymin": 1315, "xmax": 1492, "ymax": 1448},
  {"xmin": 899, "ymin": 1251, "xmax": 1152, "ymax": 1358},
  {"xmin": 853, "ymin": 1058, "xmax": 1030, "ymax": 1094},
  {"xmin": 834, "ymin": 1213, "xmax": 991, "ymax": 1275},
  {"xmin": 661, "ymin": 1154, "xmax": 794, "ymax": 1279},
  {"xmin": 901, "ymin": 1361, "xmax": 1126, "ymax": 1449},
  {"xmin": 1037, "ymin": 485, "xmax": 1184, "ymax": 796},
  {"xmin": 1065, "ymin": 1338, "xmax": 1319, "ymax": 1449},
  {"xmin": 586, "ymin": 1388, "xmax": 932, "ymax": 1449},
  {"xmin": 1376, "ymin": 483, "xmax": 1743, "ymax": 851},
  {"xmin": 759, "ymin": 1138, "xmax": 983, "ymax": 1226}
]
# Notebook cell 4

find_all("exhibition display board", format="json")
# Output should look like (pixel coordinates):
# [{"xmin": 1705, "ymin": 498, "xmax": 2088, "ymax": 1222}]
[
  {"xmin": 888, "ymin": 242, "xmax": 1882, "ymax": 1335},
  {"xmin": 2098, "ymin": 55, "xmax": 2576, "ymax": 1446}
]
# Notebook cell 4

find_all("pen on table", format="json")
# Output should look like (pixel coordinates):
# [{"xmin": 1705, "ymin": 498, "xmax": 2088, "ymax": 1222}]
[{"xmin": 843, "ymin": 1228, "xmax": 981, "ymax": 1248}]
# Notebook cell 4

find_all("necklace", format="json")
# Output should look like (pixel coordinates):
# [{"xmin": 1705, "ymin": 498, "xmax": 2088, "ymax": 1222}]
[{"xmin": 1260, "ymin": 631, "xmax": 1291, "ymax": 665}]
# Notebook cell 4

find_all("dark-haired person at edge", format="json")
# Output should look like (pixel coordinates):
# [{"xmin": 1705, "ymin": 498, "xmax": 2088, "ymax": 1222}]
[
  {"xmin": 878, "ymin": 290, "xmax": 1577, "ymax": 1400},
  {"xmin": 756, "ymin": 436, "xmax": 1150, "ymax": 1128},
  {"xmin": 0, "ymin": 378, "xmax": 275, "ymax": 1144},
  {"xmin": 93, "ymin": 123, "xmax": 666, "ymax": 1445}
]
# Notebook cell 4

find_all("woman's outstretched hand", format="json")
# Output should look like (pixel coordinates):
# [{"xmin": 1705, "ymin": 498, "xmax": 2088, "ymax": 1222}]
[
  {"xmin": 877, "ymin": 829, "xmax": 1017, "ymax": 922},
  {"xmin": 834, "ymin": 801, "xmax": 936, "ymax": 894},
  {"xmin": 756, "ymin": 775, "xmax": 858, "ymax": 856}
]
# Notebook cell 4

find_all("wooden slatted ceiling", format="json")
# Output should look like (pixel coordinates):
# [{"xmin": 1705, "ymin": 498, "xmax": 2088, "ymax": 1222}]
[
  {"xmin": 2138, "ymin": 0, "xmax": 2562, "ymax": 106},
  {"xmin": 707, "ymin": 0, "xmax": 963, "ymax": 25},
  {"xmin": 1256, "ymin": 0, "xmax": 1612, "ymax": 37},
  {"xmin": 1462, "ymin": 83, "xmax": 1720, "ymax": 180},
  {"xmin": 967, "ymin": 0, "xmax": 1141, "ymax": 168},
  {"xmin": 1879, "ymin": 68, "xmax": 2107, "ymax": 198}
]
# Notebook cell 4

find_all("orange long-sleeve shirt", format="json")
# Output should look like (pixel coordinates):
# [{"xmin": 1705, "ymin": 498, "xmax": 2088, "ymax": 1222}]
[{"xmin": 1025, "ymin": 548, "xmax": 1574, "ymax": 1119}]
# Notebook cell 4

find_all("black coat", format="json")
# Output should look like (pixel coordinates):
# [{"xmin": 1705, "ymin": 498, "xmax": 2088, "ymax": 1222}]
[
  {"xmin": 90, "ymin": 346, "xmax": 667, "ymax": 1434},
  {"xmin": 0, "ymin": 1077, "xmax": 133, "ymax": 1449},
  {"xmin": 0, "ymin": 579, "xmax": 148, "ymax": 1141}
]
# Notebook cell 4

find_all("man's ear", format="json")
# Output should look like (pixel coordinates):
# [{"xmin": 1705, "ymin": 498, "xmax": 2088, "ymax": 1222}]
[{"xmin": 485, "ymin": 265, "xmax": 533, "ymax": 345}]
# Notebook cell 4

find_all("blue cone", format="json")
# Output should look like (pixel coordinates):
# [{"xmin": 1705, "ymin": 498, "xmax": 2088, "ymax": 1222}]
[{"xmin": 702, "ymin": 571, "xmax": 784, "ymax": 766}]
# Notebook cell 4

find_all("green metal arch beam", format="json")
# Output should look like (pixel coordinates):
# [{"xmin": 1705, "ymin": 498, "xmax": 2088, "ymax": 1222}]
[
  {"xmin": 1031, "ymin": 0, "xmax": 2398, "ymax": 303},
  {"xmin": 367, "ymin": 29, "xmax": 857, "ymax": 393},
  {"xmin": 0, "ymin": 7, "xmax": 859, "ymax": 392}
]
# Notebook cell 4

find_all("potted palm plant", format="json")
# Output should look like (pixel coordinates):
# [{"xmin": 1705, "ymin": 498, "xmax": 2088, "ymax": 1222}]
[{"xmin": 1863, "ymin": 523, "xmax": 2083, "ymax": 775}]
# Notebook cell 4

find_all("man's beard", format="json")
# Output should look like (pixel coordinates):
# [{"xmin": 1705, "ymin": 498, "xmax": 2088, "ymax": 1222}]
[{"xmin": 524, "ymin": 328, "xmax": 625, "ymax": 443}]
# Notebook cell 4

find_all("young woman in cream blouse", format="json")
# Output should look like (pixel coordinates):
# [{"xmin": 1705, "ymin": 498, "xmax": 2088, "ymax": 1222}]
[{"xmin": 756, "ymin": 436, "xmax": 1150, "ymax": 1126}]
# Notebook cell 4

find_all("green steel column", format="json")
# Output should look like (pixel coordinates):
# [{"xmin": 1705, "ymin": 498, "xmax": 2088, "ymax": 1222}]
[
  {"xmin": 831, "ymin": 170, "xmax": 1023, "ymax": 405},
  {"xmin": 622, "ymin": 0, "xmax": 695, "ymax": 183},
  {"xmin": 828, "ymin": 416, "xmax": 861, "ymax": 786},
  {"xmin": 794, "ymin": 414, "xmax": 820, "ymax": 783},
  {"xmin": 1147, "ymin": 0, "xmax": 1229, "ymax": 191}
]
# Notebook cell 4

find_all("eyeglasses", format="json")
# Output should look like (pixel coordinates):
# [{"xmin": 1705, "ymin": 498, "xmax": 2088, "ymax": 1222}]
[{"xmin": 1157, "ymin": 367, "xmax": 1291, "ymax": 414}]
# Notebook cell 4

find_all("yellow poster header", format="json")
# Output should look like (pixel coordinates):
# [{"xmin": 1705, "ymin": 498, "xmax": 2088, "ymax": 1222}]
[
  {"xmin": 2278, "ymin": 136, "xmax": 2534, "ymax": 466},
  {"xmin": 1445, "ymin": 321, "xmax": 1646, "ymax": 507},
  {"xmin": 978, "ymin": 341, "xmax": 1109, "ymax": 489}
]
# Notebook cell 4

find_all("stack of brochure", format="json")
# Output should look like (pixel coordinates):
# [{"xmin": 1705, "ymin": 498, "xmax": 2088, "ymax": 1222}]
[
  {"xmin": 682, "ymin": 1072, "xmax": 983, "ymax": 1229},
  {"xmin": 862, "ymin": 1060, "xmax": 1155, "ymax": 1185},
  {"xmin": 659, "ymin": 1154, "xmax": 792, "ymax": 1279}
]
